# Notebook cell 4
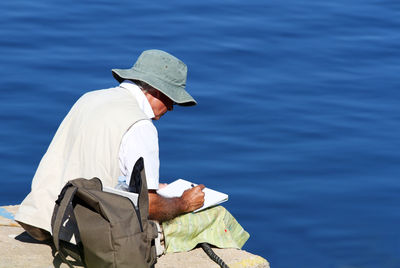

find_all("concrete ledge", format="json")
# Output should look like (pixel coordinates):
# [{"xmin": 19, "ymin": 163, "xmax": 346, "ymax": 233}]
[{"xmin": 0, "ymin": 206, "xmax": 269, "ymax": 268}]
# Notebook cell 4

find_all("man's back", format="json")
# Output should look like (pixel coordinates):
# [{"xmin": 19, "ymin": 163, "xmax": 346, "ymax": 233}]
[{"xmin": 15, "ymin": 86, "xmax": 148, "ymax": 234}]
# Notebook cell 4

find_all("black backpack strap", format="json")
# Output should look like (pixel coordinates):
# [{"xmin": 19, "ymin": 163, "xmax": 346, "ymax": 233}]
[
  {"xmin": 128, "ymin": 157, "xmax": 145, "ymax": 231},
  {"xmin": 51, "ymin": 183, "xmax": 78, "ymax": 267},
  {"xmin": 136, "ymin": 157, "xmax": 150, "ymax": 226},
  {"xmin": 129, "ymin": 157, "xmax": 144, "ymax": 194},
  {"xmin": 132, "ymin": 157, "xmax": 158, "ymax": 265}
]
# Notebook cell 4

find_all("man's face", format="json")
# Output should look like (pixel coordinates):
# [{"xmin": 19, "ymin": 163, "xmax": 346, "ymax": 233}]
[{"xmin": 144, "ymin": 87, "xmax": 174, "ymax": 120}]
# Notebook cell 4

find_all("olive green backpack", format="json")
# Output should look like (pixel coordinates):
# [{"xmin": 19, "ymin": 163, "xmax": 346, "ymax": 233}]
[{"xmin": 51, "ymin": 158, "xmax": 157, "ymax": 268}]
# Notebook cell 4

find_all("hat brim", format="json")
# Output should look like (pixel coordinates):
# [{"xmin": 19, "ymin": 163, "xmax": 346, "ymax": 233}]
[{"xmin": 112, "ymin": 68, "xmax": 197, "ymax": 106}]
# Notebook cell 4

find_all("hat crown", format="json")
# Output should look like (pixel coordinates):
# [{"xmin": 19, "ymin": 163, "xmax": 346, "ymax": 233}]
[
  {"xmin": 111, "ymin": 49, "xmax": 197, "ymax": 106},
  {"xmin": 133, "ymin": 50, "xmax": 187, "ymax": 87}
]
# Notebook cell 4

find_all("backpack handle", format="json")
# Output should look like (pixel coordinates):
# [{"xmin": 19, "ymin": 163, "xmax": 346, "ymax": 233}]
[{"xmin": 51, "ymin": 183, "xmax": 78, "ymax": 267}]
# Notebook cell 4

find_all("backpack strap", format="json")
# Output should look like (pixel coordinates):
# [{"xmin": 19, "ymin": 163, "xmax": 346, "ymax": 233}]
[
  {"xmin": 129, "ymin": 157, "xmax": 143, "ymax": 194},
  {"xmin": 51, "ymin": 183, "xmax": 78, "ymax": 268},
  {"xmin": 131, "ymin": 157, "xmax": 158, "ymax": 264},
  {"xmin": 135, "ymin": 158, "xmax": 150, "ymax": 224}
]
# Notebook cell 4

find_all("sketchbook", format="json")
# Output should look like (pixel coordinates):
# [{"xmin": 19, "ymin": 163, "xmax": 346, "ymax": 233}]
[
  {"xmin": 103, "ymin": 186, "xmax": 139, "ymax": 206},
  {"xmin": 156, "ymin": 179, "xmax": 229, "ymax": 212}
]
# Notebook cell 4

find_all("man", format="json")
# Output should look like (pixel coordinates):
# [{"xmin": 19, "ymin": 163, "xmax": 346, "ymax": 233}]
[{"xmin": 15, "ymin": 49, "xmax": 205, "ymax": 241}]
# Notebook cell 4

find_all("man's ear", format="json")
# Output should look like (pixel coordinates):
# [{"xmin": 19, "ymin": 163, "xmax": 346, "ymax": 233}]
[{"xmin": 146, "ymin": 88, "xmax": 160, "ymax": 99}]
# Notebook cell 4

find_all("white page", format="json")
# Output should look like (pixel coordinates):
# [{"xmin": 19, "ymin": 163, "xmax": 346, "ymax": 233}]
[
  {"xmin": 103, "ymin": 186, "xmax": 138, "ymax": 207},
  {"xmin": 156, "ymin": 179, "xmax": 228, "ymax": 212}
]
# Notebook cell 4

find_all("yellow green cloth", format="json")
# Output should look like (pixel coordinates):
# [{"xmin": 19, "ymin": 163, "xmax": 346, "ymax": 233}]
[{"xmin": 162, "ymin": 206, "xmax": 250, "ymax": 253}]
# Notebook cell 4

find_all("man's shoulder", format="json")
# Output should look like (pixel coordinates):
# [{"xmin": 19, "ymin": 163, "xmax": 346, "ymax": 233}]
[
  {"xmin": 133, "ymin": 119, "xmax": 156, "ymax": 128},
  {"xmin": 81, "ymin": 86, "xmax": 124, "ymax": 98},
  {"xmin": 71, "ymin": 86, "xmax": 147, "ymax": 122},
  {"xmin": 77, "ymin": 86, "xmax": 137, "ymax": 106},
  {"xmin": 123, "ymin": 119, "xmax": 157, "ymax": 141}
]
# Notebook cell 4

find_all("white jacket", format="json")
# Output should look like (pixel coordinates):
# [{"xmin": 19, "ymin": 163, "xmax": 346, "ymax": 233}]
[{"xmin": 15, "ymin": 86, "xmax": 148, "ymax": 233}]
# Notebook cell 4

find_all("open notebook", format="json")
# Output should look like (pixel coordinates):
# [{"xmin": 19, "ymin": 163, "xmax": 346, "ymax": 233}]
[
  {"xmin": 103, "ymin": 186, "xmax": 138, "ymax": 206},
  {"xmin": 156, "ymin": 179, "xmax": 228, "ymax": 212}
]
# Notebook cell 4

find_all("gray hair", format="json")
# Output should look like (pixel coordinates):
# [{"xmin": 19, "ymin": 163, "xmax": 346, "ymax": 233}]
[{"xmin": 134, "ymin": 80, "xmax": 157, "ymax": 94}]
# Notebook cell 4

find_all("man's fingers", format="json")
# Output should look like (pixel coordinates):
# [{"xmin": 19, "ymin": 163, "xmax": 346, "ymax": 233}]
[
  {"xmin": 197, "ymin": 184, "xmax": 205, "ymax": 190},
  {"xmin": 158, "ymin": 183, "xmax": 168, "ymax": 189},
  {"xmin": 180, "ymin": 184, "xmax": 206, "ymax": 212}
]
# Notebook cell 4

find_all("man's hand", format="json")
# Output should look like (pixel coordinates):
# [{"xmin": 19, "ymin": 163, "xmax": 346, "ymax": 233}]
[
  {"xmin": 148, "ymin": 184, "xmax": 206, "ymax": 222},
  {"xmin": 180, "ymin": 184, "xmax": 205, "ymax": 213},
  {"xmin": 158, "ymin": 183, "xmax": 168, "ymax": 189}
]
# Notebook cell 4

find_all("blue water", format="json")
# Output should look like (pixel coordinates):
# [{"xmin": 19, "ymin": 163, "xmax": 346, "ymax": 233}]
[{"xmin": 1, "ymin": 0, "xmax": 399, "ymax": 267}]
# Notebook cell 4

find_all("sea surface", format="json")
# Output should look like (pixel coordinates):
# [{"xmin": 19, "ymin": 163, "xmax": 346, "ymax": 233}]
[{"xmin": 1, "ymin": 1, "xmax": 399, "ymax": 267}]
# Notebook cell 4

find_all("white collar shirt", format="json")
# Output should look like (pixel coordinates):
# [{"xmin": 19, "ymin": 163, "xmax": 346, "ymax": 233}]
[{"xmin": 118, "ymin": 81, "xmax": 159, "ymax": 190}]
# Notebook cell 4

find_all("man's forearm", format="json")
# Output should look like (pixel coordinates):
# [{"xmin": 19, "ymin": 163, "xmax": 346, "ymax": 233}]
[
  {"xmin": 148, "ymin": 191, "xmax": 187, "ymax": 222},
  {"xmin": 148, "ymin": 185, "xmax": 205, "ymax": 222}
]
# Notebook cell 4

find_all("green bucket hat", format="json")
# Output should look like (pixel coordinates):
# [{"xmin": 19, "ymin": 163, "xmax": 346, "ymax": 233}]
[{"xmin": 112, "ymin": 49, "xmax": 197, "ymax": 106}]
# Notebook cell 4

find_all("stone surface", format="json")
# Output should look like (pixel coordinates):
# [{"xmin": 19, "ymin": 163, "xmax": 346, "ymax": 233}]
[
  {"xmin": 0, "ymin": 206, "xmax": 269, "ymax": 267},
  {"xmin": 156, "ymin": 248, "xmax": 268, "ymax": 268}
]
